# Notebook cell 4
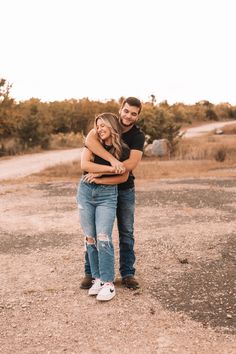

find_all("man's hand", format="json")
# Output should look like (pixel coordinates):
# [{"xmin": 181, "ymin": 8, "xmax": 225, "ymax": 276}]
[{"xmin": 110, "ymin": 158, "xmax": 126, "ymax": 174}]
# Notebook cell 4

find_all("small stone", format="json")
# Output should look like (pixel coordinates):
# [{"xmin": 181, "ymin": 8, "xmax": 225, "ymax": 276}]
[
  {"xmin": 150, "ymin": 307, "xmax": 155, "ymax": 315},
  {"xmin": 178, "ymin": 257, "xmax": 189, "ymax": 264},
  {"xmin": 226, "ymin": 314, "xmax": 232, "ymax": 319}
]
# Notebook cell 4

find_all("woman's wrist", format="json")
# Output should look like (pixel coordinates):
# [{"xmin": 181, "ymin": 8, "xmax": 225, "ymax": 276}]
[{"xmin": 109, "ymin": 166, "xmax": 116, "ymax": 173}]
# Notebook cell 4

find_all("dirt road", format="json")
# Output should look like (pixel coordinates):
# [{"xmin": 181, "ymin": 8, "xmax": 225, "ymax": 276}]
[
  {"xmin": 0, "ymin": 148, "xmax": 82, "ymax": 181},
  {"xmin": 0, "ymin": 177, "xmax": 235, "ymax": 353},
  {"xmin": 182, "ymin": 120, "xmax": 236, "ymax": 138}
]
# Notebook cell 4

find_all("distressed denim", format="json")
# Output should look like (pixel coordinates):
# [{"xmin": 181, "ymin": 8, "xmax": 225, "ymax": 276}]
[
  {"xmin": 77, "ymin": 180, "xmax": 117, "ymax": 282},
  {"xmin": 82, "ymin": 186, "xmax": 136, "ymax": 280}
]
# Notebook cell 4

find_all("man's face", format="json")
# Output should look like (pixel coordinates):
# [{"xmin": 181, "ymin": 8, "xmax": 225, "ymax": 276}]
[{"xmin": 119, "ymin": 103, "xmax": 140, "ymax": 128}]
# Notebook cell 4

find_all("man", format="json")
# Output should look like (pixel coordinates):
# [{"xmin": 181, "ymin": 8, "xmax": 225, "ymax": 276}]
[{"xmin": 80, "ymin": 97, "xmax": 145, "ymax": 289}]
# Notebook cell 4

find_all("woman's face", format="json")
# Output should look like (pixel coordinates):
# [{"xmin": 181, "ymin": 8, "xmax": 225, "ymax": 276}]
[{"xmin": 96, "ymin": 118, "xmax": 111, "ymax": 142}]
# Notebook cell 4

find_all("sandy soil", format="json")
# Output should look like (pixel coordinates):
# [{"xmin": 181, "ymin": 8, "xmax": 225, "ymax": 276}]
[{"xmin": 0, "ymin": 175, "xmax": 235, "ymax": 354}]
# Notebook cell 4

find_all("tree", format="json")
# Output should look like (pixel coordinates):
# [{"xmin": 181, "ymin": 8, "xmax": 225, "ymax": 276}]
[
  {"xmin": 139, "ymin": 103, "xmax": 181, "ymax": 153},
  {"xmin": 0, "ymin": 79, "xmax": 15, "ymax": 138},
  {"xmin": 206, "ymin": 108, "xmax": 218, "ymax": 121},
  {"xmin": 149, "ymin": 94, "xmax": 156, "ymax": 105},
  {"xmin": 17, "ymin": 104, "xmax": 50, "ymax": 149}
]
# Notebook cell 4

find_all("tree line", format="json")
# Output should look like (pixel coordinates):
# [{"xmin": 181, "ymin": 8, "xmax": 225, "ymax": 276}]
[{"xmin": 1, "ymin": 78, "xmax": 236, "ymax": 156}]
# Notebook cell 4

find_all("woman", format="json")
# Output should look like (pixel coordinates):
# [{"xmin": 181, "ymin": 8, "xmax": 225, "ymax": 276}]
[{"xmin": 77, "ymin": 113, "xmax": 129, "ymax": 301}]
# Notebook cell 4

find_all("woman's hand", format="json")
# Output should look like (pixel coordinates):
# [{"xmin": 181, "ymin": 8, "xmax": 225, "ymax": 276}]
[{"xmin": 83, "ymin": 173, "xmax": 102, "ymax": 183}]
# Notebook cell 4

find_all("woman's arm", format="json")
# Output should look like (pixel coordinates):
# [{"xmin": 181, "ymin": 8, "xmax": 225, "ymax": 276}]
[
  {"xmin": 81, "ymin": 147, "xmax": 118, "ymax": 174},
  {"xmin": 83, "ymin": 171, "xmax": 129, "ymax": 185},
  {"xmin": 85, "ymin": 129, "xmax": 125, "ymax": 173}
]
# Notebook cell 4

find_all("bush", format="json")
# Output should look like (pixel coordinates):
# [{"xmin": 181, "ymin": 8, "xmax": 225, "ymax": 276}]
[
  {"xmin": 50, "ymin": 132, "xmax": 84, "ymax": 149},
  {"xmin": 214, "ymin": 147, "xmax": 227, "ymax": 162},
  {"xmin": 139, "ymin": 105, "xmax": 181, "ymax": 154},
  {"xmin": 223, "ymin": 123, "xmax": 236, "ymax": 135},
  {"xmin": 174, "ymin": 135, "xmax": 236, "ymax": 161}
]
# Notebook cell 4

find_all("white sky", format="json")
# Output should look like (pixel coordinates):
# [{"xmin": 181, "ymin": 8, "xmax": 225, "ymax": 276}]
[{"xmin": 1, "ymin": 0, "xmax": 236, "ymax": 104}]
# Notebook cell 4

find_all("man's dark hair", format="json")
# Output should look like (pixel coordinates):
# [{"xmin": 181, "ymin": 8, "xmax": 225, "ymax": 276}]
[{"xmin": 121, "ymin": 97, "xmax": 142, "ymax": 114}]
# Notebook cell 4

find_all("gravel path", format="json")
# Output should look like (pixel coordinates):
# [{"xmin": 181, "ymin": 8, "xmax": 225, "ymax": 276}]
[
  {"xmin": 0, "ymin": 148, "xmax": 82, "ymax": 181},
  {"xmin": 182, "ymin": 120, "xmax": 236, "ymax": 138},
  {"xmin": 0, "ymin": 177, "xmax": 235, "ymax": 353}
]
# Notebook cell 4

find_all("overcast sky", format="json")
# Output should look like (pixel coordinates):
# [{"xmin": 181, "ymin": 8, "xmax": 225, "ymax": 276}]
[{"xmin": 1, "ymin": 0, "xmax": 236, "ymax": 104}]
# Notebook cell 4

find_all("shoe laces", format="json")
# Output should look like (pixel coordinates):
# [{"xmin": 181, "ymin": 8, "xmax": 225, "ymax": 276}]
[{"xmin": 103, "ymin": 282, "xmax": 114, "ymax": 288}]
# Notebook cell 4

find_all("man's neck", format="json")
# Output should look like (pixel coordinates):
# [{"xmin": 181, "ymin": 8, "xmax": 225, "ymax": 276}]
[{"xmin": 121, "ymin": 124, "xmax": 134, "ymax": 133}]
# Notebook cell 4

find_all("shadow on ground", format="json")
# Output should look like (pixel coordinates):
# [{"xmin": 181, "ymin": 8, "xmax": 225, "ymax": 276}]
[
  {"xmin": 138, "ymin": 178, "xmax": 236, "ymax": 334},
  {"xmin": 0, "ymin": 231, "xmax": 77, "ymax": 254},
  {"xmin": 151, "ymin": 234, "xmax": 236, "ymax": 334}
]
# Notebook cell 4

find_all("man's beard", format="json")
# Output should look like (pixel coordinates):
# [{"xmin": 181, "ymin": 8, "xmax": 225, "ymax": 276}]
[{"xmin": 120, "ymin": 118, "xmax": 134, "ymax": 127}]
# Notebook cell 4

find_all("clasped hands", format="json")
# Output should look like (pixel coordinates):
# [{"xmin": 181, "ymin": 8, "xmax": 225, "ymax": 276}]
[{"xmin": 83, "ymin": 162, "xmax": 126, "ymax": 184}]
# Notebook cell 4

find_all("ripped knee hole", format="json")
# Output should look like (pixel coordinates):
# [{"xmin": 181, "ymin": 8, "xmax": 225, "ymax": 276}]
[
  {"xmin": 85, "ymin": 236, "xmax": 95, "ymax": 244},
  {"xmin": 98, "ymin": 233, "xmax": 109, "ymax": 242}
]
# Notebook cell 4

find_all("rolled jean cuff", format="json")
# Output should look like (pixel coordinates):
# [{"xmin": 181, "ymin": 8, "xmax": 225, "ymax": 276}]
[{"xmin": 101, "ymin": 278, "xmax": 114, "ymax": 283}]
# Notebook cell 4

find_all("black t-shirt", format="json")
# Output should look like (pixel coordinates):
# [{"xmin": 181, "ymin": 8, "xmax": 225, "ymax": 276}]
[
  {"xmin": 93, "ymin": 144, "xmax": 130, "ymax": 166},
  {"xmin": 84, "ymin": 125, "xmax": 145, "ymax": 190},
  {"xmin": 118, "ymin": 125, "xmax": 145, "ymax": 190},
  {"xmin": 83, "ymin": 143, "xmax": 130, "ymax": 177},
  {"xmin": 121, "ymin": 124, "xmax": 145, "ymax": 152}
]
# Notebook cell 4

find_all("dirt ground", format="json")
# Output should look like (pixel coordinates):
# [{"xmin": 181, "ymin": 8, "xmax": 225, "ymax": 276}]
[{"xmin": 0, "ymin": 176, "xmax": 235, "ymax": 354}]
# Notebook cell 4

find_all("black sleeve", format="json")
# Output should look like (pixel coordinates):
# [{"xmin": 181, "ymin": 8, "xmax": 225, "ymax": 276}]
[{"xmin": 129, "ymin": 131, "xmax": 145, "ymax": 152}]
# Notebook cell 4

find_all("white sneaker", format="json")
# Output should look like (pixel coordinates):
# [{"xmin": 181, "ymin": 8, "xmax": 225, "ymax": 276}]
[
  {"xmin": 88, "ymin": 279, "xmax": 103, "ymax": 296},
  {"xmin": 96, "ymin": 282, "xmax": 116, "ymax": 301}
]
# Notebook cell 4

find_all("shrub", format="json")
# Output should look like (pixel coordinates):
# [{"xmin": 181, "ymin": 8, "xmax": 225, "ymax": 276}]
[
  {"xmin": 214, "ymin": 147, "xmax": 227, "ymax": 162},
  {"xmin": 174, "ymin": 135, "xmax": 236, "ymax": 161},
  {"xmin": 50, "ymin": 132, "xmax": 84, "ymax": 149},
  {"xmin": 222, "ymin": 123, "xmax": 236, "ymax": 135}
]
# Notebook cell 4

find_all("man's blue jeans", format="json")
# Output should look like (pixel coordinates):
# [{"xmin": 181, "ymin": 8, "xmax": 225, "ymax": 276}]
[
  {"xmin": 77, "ymin": 180, "xmax": 117, "ymax": 283},
  {"xmin": 83, "ymin": 187, "xmax": 136, "ymax": 279}
]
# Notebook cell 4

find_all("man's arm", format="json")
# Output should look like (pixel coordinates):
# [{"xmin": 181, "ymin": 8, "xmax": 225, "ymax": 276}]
[
  {"xmin": 85, "ymin": 129, "xmax": 125, "ymax": 173},
  {"xmin": 122, "ymin": 150, "xmax": 143, "ymax": 172}
]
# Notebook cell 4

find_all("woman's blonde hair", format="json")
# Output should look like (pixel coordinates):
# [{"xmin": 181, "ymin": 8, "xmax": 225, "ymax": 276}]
[{"xmin": 94, "ymin": 112, "xmax": 126, "ymax": 160}]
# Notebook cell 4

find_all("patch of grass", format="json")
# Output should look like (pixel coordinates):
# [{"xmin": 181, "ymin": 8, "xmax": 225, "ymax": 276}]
[
  {"xmin": 25, "ymin": 158, "xmax": 236, "ymax": 182},
  {"xmin": 50, "ymin": 132, "xmax": 84, "ymax": 149},
  {"xmin": 175, "ymin": 135, "xmax": 236, "ymax": 161},
  {"xmin": 134, "ymin": 159, "xmax": 236, "ymax": 179},
  {"xmin": 34, "ymin": 160, "xmax": 82, "ymax": 179},
  {"xmin": 222, "ymin": 123, "xmax": 236, "ymax": 135}
]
